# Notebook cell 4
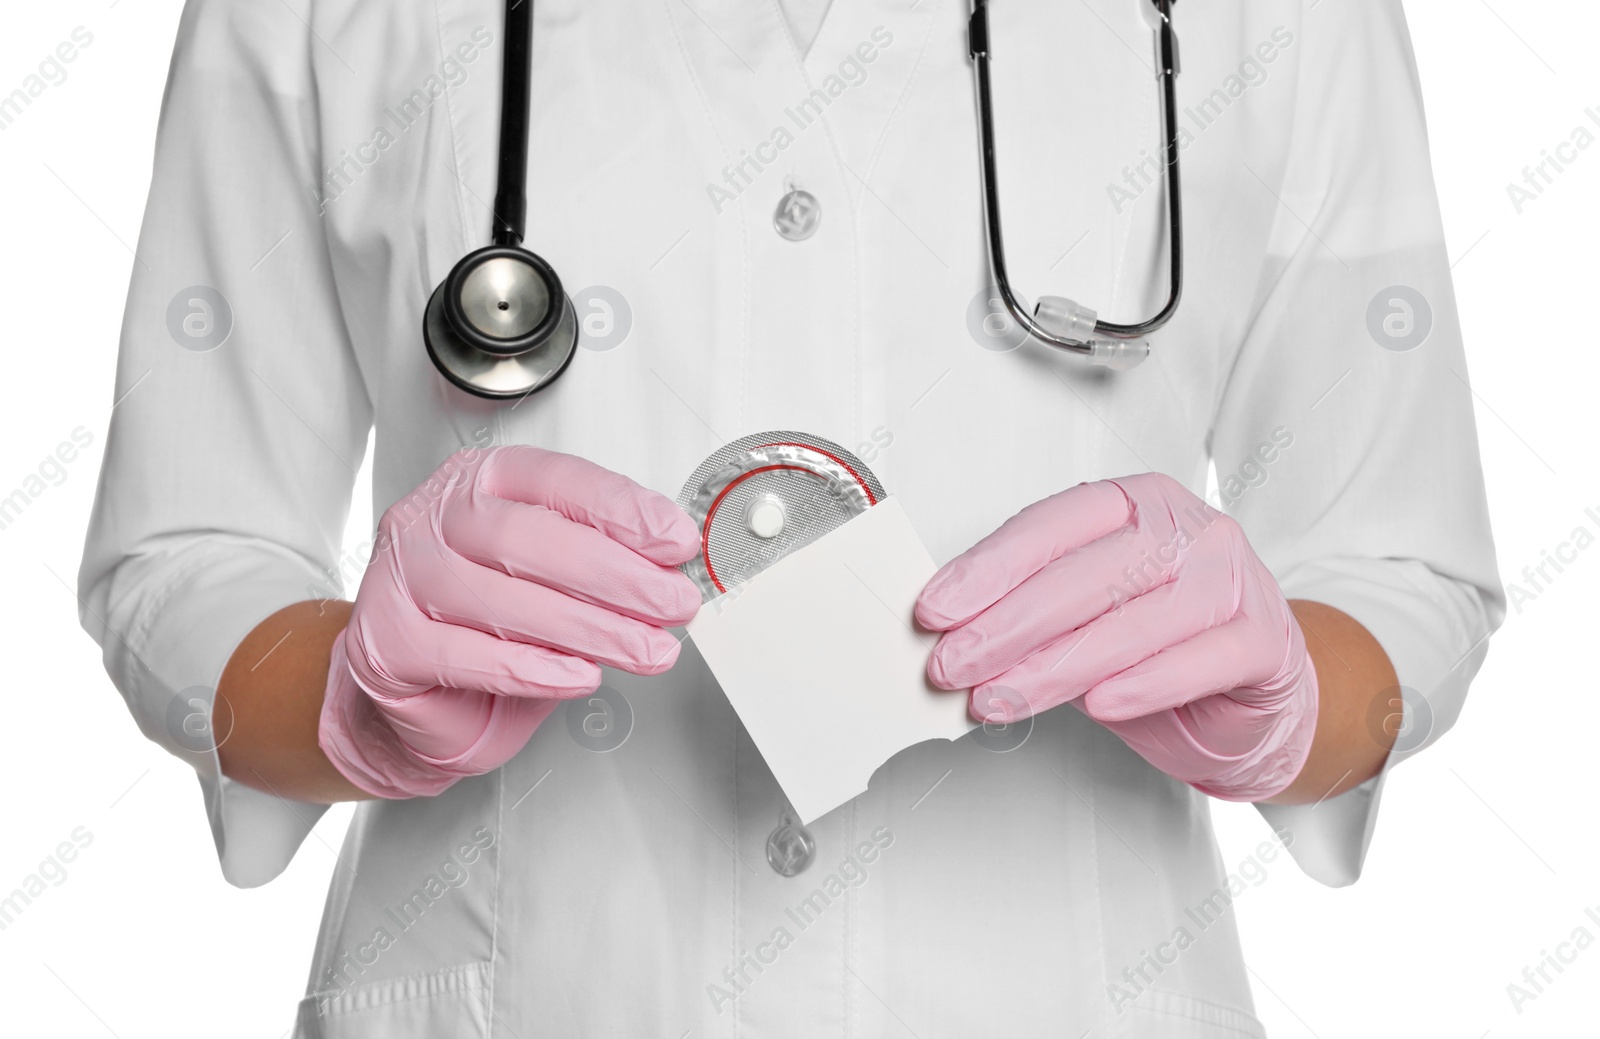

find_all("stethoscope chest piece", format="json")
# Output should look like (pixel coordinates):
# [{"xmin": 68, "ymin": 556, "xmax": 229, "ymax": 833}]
[{"xmin": 424, "ymin": 244, "xmax": 578, "ymax": 399}]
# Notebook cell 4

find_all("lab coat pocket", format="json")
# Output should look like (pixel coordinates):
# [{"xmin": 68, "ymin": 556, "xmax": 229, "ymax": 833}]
[{"xmin": 293, "ymin": 961, "xmax": 491, "ymax": 1039}]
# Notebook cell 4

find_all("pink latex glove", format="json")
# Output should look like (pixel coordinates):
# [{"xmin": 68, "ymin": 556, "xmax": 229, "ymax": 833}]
[
  {"xmin": 916, "ymin": 472, "xmax": 1318, "ymax": 802},
  {"xmin": 319, "ymin": 445, "xmax": 701, "ymax": 799}
]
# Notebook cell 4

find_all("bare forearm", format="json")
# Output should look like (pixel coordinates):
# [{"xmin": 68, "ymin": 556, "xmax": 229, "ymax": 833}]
[
  {"xmin": 1263, "ymin": 599, "xmax": 1400, "ymax": 805},
  {"xmin": 216, "ymin": 599, "xmax": 373, "ymax": 804}
]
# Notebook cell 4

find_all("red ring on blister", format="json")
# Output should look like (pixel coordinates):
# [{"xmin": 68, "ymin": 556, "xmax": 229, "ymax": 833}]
[
  {"xmin": 699, "ymin": 463, "xmax": 874, "ymax": 593},
  {"xmin": 676, "ymin": 432, "xmax": 887, "ymax": 603},
  {"xmin": 755, "ymin": 443, "xmax": 879, "ymax": 506},
  {"xmin": 701, "ymin": 465, "xmax": 807, "ymax": 594}
]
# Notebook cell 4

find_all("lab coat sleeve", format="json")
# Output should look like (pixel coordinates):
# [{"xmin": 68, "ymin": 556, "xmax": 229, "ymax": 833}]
[
  {"xmin": 1208, "ymin": 0, "xmax": 1504, "ymax": 886},
  {"xmin": 77, "ymin": 0, "xmax": 371, "ymax": 887}
]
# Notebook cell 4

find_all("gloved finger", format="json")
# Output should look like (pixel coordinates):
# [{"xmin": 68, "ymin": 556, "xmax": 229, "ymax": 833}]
[
  {"xmin": 963, "ymin": 577, "xmax": 1232, "ymax": 713},
  {"xmin": 916, "ymin": 479, "xmax": 1131, "ymax": 630},
  {"xmin": 1079, "ymin": 616, "xmax": 1282, "ymax": 722},
  {"xmin": 1080, "ymin": 705, "xmax": 1228, "ymax": 786},
  {"xmin": 348, "ymin": 609, "xmax": 601, "ymax": 700},
  {"xmin": 478, "ymin": 445, "xmax": 700, "ymax": 566},
  {"xmin": 460, "ymin": 693, "xmax": 562, "ymax": 771},
  {"xmin": 382, "ymin": 687, "xmax": 560, "ymax": 772},
  {"xmin": 1086, "ymin": 695, "xmax": 1292, "ymax": 792},
  {"xmin": 445, "ymin": 495, "xmax": 700, "ymax": 626},
  {"xmin": 372, "ymin": 685, "xmax": 490, "ymax": 763},
  {"xmin": 926, "ymin": 521, "xmax": 1197, "ymax": 689},
  {"xmin": 403, "ymin": 549, "xmax": 689, "ymax": 676}
]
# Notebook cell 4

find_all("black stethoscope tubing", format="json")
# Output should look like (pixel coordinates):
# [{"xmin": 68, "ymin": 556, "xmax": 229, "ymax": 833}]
[
  {"xmin": 492, "ymin": 0, "xmax": 532, "ymax": 249},
  {"xmin": 970, "ymin": 0, "xmax": 1184, "ymax": 352}
]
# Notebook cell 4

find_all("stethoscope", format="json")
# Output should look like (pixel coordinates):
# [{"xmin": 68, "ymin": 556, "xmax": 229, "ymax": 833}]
[
  {"xmin": 425, "ymin": 0, "xmax": 1183, "ymax": 399},
  {"xmin": 423, "ymin": 0, "xmax": 577, "ymax": 399}
]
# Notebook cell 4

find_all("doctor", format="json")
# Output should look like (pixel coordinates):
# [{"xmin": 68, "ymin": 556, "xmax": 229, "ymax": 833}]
[{"xmin": 80, "ymin": 0, "xmax": 1502, "ymax": 1035}]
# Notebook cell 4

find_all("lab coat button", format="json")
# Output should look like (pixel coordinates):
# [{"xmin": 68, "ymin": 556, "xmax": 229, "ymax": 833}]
[
  {"xmin": 774, "ymin": 188, "xmax": 820, "ymax": 241},
  {"xmin": 765, "ymin": 811, "xmax": 815, "ymax": 876}
]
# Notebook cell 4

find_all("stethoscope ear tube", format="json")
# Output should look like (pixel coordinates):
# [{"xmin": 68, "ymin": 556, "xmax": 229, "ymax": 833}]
[{"xmin": 968, "ymin": 0, "xmax": 1182, "ymax": 366}]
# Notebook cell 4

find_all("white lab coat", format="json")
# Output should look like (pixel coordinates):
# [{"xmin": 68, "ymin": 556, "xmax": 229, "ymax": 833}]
[{"xmin": 79, "ymin": 0, "xmax": 1504, "ymax": 1035}]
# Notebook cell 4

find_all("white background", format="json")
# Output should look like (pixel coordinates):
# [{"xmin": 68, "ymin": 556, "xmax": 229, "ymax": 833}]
[{"xmin": 1, "ymin": 1, "xmax": 1595, "ymax": 1035}]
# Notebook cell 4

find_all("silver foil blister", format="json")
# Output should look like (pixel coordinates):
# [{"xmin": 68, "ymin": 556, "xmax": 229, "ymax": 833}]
[{"xmin": 677, "ymin": 431, "xmax": 888, "ymax": 603}]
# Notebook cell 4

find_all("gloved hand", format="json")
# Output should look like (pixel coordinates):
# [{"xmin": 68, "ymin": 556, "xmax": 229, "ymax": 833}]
[
  {"xmin": 319, "ymin": 445, "xmax": 701, "ymax": 799},
  {"xmin": 916, "ymin": 472, "xmax": 1318, "ymax": 802}
]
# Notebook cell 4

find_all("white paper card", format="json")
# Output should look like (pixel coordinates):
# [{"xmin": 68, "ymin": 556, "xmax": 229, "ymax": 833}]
[{"xmin": 687, "ymin": 497, "xmax": 978, "ymax": 825}]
